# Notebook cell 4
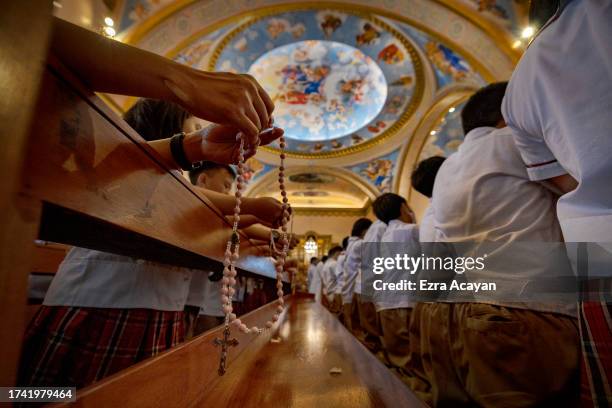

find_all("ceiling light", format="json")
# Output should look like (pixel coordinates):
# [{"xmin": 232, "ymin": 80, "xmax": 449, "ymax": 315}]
[
  {"xmin": 430, "ymin": 130, "xmax": 437, "ymax": 136},
  {"xmin": 103, "ymin": 26, "xmax": 116, "ymax": 37},
  {"xmin": 104, "ymin": 17, "xmax": 114, "ymax": 27},
  {"xmin": 521, "ymin": 26, "xmax": 535, "ymax": 39},
  {"xmin": 448, "ymin": 107, "xmax": 455, "ymax": 113}
]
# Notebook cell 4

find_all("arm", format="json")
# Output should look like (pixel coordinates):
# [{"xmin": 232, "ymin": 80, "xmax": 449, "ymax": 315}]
[
  {"xmin": 242, "ymin": 225, "xmax": 273, "ymax": 242},
  {"xmin": 147, "ymin": 125, "xmax": 283, "ymax": 167},
  {"xmin": 50, "ymin": 17, "xmax": 273, "ymax": 141},
  {"xmin": 547, "ymin": 173, "xmax": 578, "ymax": 194}
]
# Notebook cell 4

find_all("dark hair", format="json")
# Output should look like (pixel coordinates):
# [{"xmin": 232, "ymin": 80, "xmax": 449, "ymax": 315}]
[
  {"xmin": 461, "ymin": 82, "xmax": 508, "ymax": 134},
  {"xmin": 310, "ymin": 257, "xmax": 318, "ymax": 263},
  {"xmin": 123, "ymin": 98, "xmax": 190, "ymax": 141},
  {"xmin": 351, "ymin": 218, "xmax": 372, "ymax": 238},
  {"xmin": 188, "ymin": 161, "xmax": 237, "ymax": 186},
  {"xmin": 411, "ymin": 156, "xmax": 446, "ymax": 198},
  {"xmin": 529, "ymin": 0, "xmax": 559, "ymax": 28},
  {"xmin": 321, "ymin": 256, "xmax": 328, "ymax": 263},
  {"xmin": 373, "ymin": 193, "xmax": 407, "ymax": 224},
  {"xmin": 341, "ymin": 236, "xmax": 349, "ymax": 250},
  {"xmin": 328, "ymin": 246, "xmax": 343, "ymax": 257}
]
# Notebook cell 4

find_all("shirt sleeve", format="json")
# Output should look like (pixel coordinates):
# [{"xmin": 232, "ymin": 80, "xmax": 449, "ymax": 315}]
[{"xmin": 502, "ymin": 77, "xmax": 567, "ymax": 181}]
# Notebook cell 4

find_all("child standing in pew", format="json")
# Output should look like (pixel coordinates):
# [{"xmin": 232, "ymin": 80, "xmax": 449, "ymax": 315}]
[
  {"xmin": 321, "ymin": 247, "xmax": 344, "ymax": 317},
  {"xmin": 407, "ymin": 83, "xmax": 579, "ymax": 407},
  {"xmin": 342, "ymin": 218, "xmax": 373, "ymax": 337},
  {"xmin": 315, "ymin": 255, "xmax": 328, "ymax": 305},
  {"xmin": 410, "ymin": 156, "xmax": 446, "ymax": 244},
  {"xmin": 356, "ymin": 217, "xmax": 387, "ymax": 355},
  {"xmin": 333, "ymin": 237, "xmax": 350, "ymax": 325},
  {"xmin": 372, "ymin": 193, "xmax": 420, "ymax": 380},
  {"xmin": 406, "ymin": 155, "xmax": 446, "ymax": 403},
  {"xmin": 502, "ymin": 1, "xmax": 612, "ymax": 403},
  {"xmin": 18, "ymin": 98, "xmax": 284, "ymax": 389}
]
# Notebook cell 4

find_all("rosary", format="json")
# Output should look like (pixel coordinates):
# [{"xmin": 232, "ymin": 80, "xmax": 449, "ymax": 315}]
[{"xmin": 214, "ymin": 132, "xmax": 290, "ymax": 375}]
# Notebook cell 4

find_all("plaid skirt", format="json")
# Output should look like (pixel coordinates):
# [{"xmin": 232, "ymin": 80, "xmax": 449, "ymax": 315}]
[
  {"xmin": 579, "ymin": 300, "xmax": 612, "ymax": 407},
  {"xmin": 18, "ymin": 306, "xmax": 184, "ymax": 389}
]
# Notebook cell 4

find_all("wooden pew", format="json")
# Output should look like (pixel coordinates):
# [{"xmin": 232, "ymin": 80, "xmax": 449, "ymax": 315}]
[
  {"xmin": 1, "ymin": 43, "xmax": 268, "ymax": 388},
  {"xmin": 54, "ymin": 296, "xmax": 424, "ymax": 408}
]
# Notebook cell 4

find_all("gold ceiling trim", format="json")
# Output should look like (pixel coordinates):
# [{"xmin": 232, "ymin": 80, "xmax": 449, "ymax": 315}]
[
  {"xmin": 113, "ymin": 1, "xmax": 513, "ymax": 119},
  {"xmin": 122, "ymin": 0, "xmax": 520, "ymax": 66},
  {"xmin": 244, "ymin": 165, "xmax": 380, "ymax": 201},
  {"xmin": 293, "ymin": 207, "xmax": 369, "ymax": 216},
  {"xmin": 206, "ymin": 6, "xmax": 425, "ymax": 159}
]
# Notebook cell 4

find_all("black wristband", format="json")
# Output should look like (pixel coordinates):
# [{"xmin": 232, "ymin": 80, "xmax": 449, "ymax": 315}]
[{"xmin": 169, "ymin": 132, "xmax": 193, "ymax": 171}]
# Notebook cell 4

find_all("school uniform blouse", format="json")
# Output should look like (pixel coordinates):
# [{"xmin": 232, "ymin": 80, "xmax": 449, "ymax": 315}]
[
  {"xmin": 502, "ymin": 0, "xmax": 612, "ymax": 244},
  {"xmin": 44, "ymin": 247, "xmax": 192, "ymax": 311},
  {"xmin": 185, "ymin": 270, "xmax": 224, "ymax": 317},
  {"xmin": 376, "ymin": 220, "xmax": 420, "ymax": 311},
  {"xmin": 432, "ymin": 126, "xmax": 575, "ymax": 316}
]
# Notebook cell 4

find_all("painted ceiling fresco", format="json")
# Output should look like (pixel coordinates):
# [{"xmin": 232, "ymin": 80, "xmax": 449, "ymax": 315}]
[
  {"xmin": 210, "ymin": 9, "xmax": 420, "ymax": 156},
  {"xmin": 248, "ymin": 40, "xmax": 388, "ymax": 142}
]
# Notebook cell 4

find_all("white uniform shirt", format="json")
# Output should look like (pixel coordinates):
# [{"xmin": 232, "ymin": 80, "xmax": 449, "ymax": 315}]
[
  {"xmin": 307, "ymin": 264, "xmax": 319, "ymax": 294},
  {"xmin": 198, "ymin": 277, "xmax": 224, "ymax": 317},
  {"xmin": 44, "ymin": 247, "xmax": 192, "ymax": 311},
  {"xmin": 419, "ymin": 202, "xmax": 436, "ymax": 243},
  {"xmin": 432, "ymin": 126, "xmax": 574, "ymax": 316},
  {"xmin": 321, "ymin": 258, "xmax": 338, "ymax": 301},
  {"xmin": 185, "ymin": 270, "xmax": 224, "ymax": 317},
  {"xmin": 355, "ymin": 220, "xmax": 387, "ymax": 295},
  {"xmin": 376, "ymin": 220, "xmax": 420, "ymax": 311},
  {"xmin": 314, "ymin": 261, "xmax": 325, "ymax": 303},
  {"xmin": 334, "ymin": 253, "xmax": 347, "ymax": 295},
  {"xmin": 502, "ymin": 0, "xmax": 612, "ymax": 244},
  {"xmin": 341, "ymin": 236, "xmax": 361, "ymax": 303}
]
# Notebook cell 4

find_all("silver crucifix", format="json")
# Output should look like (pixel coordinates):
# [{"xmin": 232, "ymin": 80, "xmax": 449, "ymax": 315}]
[{"xmin": 214, "ymin": 325, "xmax": 239, "ymax": 375}]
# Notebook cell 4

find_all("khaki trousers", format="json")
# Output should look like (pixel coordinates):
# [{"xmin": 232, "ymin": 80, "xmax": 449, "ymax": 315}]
[
  {"xmin": 343, "ymin": 294, "xmax": 363, "ymax": 337},
  {"xmin": 356, "ymin": 294, "xmax": 383, "ymax": 353},
  {"xmin": 407, "ymin": 302, "xmax": 580, "ymax": 407},
  {"xmin": 379, "ymin": 307, "xmax": 413, "ymax": 381}
]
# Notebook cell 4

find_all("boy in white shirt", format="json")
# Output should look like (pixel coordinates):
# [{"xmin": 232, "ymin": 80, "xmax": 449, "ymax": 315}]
[
  {"xmin": 502, "ymin": 2, "xmax": 612, "ymax": 403},
  {"xmin": 373, "ymin": 193, "xmax": 420, "ymax": 381},
  {"xmin": 410, "ymin": 156, "xmax": 445, "ymax": 243},
  {"xmin": 342, "ymin": 218, "xmax": 373, "ymax": 336},
  {"xmin": 321, "ymin": 247, "xmax": 343, "ymax": 316},
  {"xmin": 334, "ymin": 238, "xmax": 349, "ymax": 323},
  {"xmin": 356, "ymin": 218, "xmax": 387, "ymax": 354},
  {"xmin": 315, "ymin": 255, "xmax": 327, "ymax": 305},
  {"xmin": 307, "ymin": 257, "xmax": 319, "ymax": 295},
  {"xmin": 409, "ymin": 83, "xmax": 580, "ymax": 406}
]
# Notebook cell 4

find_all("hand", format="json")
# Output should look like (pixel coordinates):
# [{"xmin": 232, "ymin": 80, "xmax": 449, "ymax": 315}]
[
  {"xmin": 192, "ymin": 125, "xmax": 284, "ymax": 164},
  {"xmin": 165, "ymin": 69, "xmax": 275, "ymax": 143},
  {"xmin": 242, "ymin": 197, "xmax": 284, "ymax": 228},
  {"xmin": 227, "ymin": 214, "xmax": 272, "ymax": 228}
]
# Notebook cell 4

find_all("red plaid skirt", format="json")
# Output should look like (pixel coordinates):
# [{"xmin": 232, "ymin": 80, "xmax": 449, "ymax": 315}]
[
  {"xmin": 18, "ymin": 306, "xmax": 184, "ymax": 389},
  {"xmin": 580, "ymin": 300, "xmax": 612, "ymax": 407}
]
